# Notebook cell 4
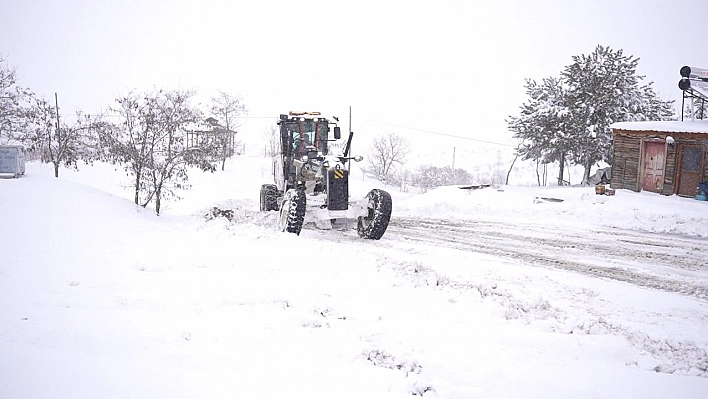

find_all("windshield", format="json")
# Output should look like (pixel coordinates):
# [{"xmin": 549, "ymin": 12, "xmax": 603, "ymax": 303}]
[{"xmin": 286, "ymin": 120, "xmax": 329, "ymax": 156}]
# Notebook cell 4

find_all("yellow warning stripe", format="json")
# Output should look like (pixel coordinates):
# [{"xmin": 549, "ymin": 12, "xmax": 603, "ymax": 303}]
[{"xmin": 334, "ymin": 169, "xmax": 344, "ymax": 179}]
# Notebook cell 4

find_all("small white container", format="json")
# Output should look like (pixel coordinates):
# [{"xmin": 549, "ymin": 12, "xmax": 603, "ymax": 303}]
[{"xmin": 0, "ymin": 145, "xmax": 26, "ymax": 178}]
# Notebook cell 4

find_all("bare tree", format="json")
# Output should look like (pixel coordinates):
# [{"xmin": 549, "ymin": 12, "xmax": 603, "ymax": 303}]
[
  {"xmin": 262, "ymin": 124, "xmax": 279, "ymax": 157},
  {"xmin": 209, "ymin": 91, "xmax": 246, "ymax": 170},
  {"xmin": 22, "ymin": 95, "xmax": 99, "ymax": 178},
  {"xmin": 367, "ymin": 132, "xmax": 410, "ymax": 183},
  {"xmin": 101, "ymin": 92, "xmax": 155, "ymax": 205},
  {"xmin": 0, "ymin": 53, "xmax": 32, "ymax": 144},
  {"xmin": 102, "ymin": 89, "xmax": 220, "ymax": 214}
]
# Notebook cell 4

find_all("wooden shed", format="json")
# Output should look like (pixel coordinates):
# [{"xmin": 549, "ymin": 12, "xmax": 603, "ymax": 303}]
[{"xmin": 610, "ymin": 120, "xmax": 708, "ymax": 197}]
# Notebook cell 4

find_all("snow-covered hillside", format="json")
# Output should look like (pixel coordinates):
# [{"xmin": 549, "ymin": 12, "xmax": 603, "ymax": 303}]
[{"xmin": 1, "ymin": 156, "xmax": 707, "ymax": 399}]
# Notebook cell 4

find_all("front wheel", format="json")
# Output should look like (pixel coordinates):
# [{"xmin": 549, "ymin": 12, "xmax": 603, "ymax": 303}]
[
  {"xmin": 279, "ymin": 189, "xmax": 306, "ymax": 235},
  {"xmin": 357, "ymin": 189, "xmax": 392, "ymax": 240}
]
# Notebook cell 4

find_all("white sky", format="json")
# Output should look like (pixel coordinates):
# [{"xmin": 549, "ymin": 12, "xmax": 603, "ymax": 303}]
[{"xmin": 1, "ymin": 0, "xmax": 707, "ymax": 158}]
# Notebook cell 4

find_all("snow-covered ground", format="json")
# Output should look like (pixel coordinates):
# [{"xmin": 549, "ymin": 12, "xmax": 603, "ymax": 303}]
[{"xmin": 1, "ymin": 156, "xmax": 708, "ymax": 399}]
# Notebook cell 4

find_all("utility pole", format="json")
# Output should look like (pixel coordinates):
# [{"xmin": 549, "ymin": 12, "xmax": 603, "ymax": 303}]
[
  {"xmin": 54, "ymin": 92, "xmax": 61, "ymax": 142},
  {"xmin": 452, "ymin": 147, "xmax": 456, "ymax": 184},
  {"xmin": 53, "ymin": 93, "xmax": 61, "ymax": 178}
]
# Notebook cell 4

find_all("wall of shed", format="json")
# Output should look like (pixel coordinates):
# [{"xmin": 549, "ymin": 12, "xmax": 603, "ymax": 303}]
[
  {"xmin": 611, "ymin": 134, "xmax": 641, "ymax": 192},
  {"xmin": 611, "ymin": 129, "xmax": 708, "ymax": 195},
  {"xmin": 663, "ymin": 144, "xmax": 677, "ymax": 194}
]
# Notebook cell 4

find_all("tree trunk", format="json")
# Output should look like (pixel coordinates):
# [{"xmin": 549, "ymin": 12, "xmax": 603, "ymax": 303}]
[
  {"xmin": 535, "ymin": 160, "xmax": 541, "ymax": 186},
  {"xmin": 134, "ymin": 173, "xmax": 141, "ymax": 205},
  {"xmin": 155, "ymin": 191, "xmax": 161, "ymax": 215},
  {"xmin": 543, "ymin": 164, "xmax": 548, "ymax": 186},
  {"xmin": 557, "ymin": 153, "xmax": 565, "ymax": 186},
  {"xmin": 581, "ymin": 159, "xmax": 593, "ymax": 185},
  {"xmin": 506, "ymin": 153, "xmax": 519, "ymax": 185},
  {"xmin": 53, "ymin": 162, "xmax": 59, "ymax": 178}
]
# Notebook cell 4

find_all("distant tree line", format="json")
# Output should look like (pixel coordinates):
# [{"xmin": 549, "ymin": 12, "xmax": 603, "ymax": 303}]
[
  {"xmin": 507, "ymin": 45, "xmax": 675, "ymax": 185},
  {"xmin": 0, "ymin": 53, "xmax": 245, "ymax": 215},
  {"xmin": 365, "ymin": 132, "xmax": 490, "ymax": 192}
]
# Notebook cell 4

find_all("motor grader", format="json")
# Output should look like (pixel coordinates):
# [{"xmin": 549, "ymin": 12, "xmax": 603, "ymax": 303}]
[{"xmin": 260, "ymin": 111, "xmax": 392, "ymax": 239}]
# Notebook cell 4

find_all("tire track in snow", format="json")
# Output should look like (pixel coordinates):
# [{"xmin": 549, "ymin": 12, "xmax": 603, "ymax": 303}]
[
  {"xmin": 380, "ymin": 217, "xmax": 708, "ymax": 377},
  {"xmin": 387, "ymin": 217, "xmax": 708, "ymax": 300}
]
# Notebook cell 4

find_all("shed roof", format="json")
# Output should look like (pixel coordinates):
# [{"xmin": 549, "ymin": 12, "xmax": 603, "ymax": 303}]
[{"xmin": 610, "ymin": 120, "xmax": 708, "ymax": 134}]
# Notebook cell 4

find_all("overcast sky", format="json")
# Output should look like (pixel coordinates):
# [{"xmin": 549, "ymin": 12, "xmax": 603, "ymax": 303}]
[{"xmin": 1, "ymin": 0, "xmax": 706, "ymax": 164}]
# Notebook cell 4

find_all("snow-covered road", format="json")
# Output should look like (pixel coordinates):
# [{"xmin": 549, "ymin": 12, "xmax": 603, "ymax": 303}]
[
  {"xmin": 387, "ymin": 217, "xmax": 708, "ymax": 299},
  {"xmin": 295, "ymin": 212, "xmax": 708, "ymax": 380}
]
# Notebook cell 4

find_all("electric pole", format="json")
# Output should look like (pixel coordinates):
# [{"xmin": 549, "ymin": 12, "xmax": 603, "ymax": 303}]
[
  {"xmin": 496, "ymin": 150, "xmax": 502, "ymax": 184},
  {"xmin": 53, "ymin": 93, "xmax": 61, "ymax": 178},
  {"xmin": 452, "ymin": 147, "xmax": 456, "ymax": 184},
  {"xmin": 54, "ymin": 92, "xmax": 61, "ymax": 142}
]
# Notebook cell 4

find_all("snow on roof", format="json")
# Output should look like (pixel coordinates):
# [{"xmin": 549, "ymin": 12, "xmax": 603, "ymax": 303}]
[{"xmin": 610, "ymin": 120, "xmax": 708, "ymax": 134}]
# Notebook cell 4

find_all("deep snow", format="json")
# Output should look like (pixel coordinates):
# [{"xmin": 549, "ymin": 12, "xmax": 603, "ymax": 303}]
[{"xmin": 1, "ymin": 156, "xmax": 708, "ymax": 399}]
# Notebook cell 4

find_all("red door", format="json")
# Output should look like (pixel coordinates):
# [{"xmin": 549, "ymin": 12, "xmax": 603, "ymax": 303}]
[
  {"xmin": 676, "ymin": 144, "xmax": 705, "ymax": 197},
  {"xmin": 642, "ymin": 141, "xmax": 666, "ymax": 192}
]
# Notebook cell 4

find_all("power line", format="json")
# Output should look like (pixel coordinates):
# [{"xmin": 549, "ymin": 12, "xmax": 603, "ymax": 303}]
[{"xmin": 367, "ymin": 120, "xmax": 515, "ymax": 147}]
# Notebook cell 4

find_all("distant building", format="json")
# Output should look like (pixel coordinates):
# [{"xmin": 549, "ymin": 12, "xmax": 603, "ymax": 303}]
[
  {"xmin": 610, "ymin": 120, "xmax": 708, "ymax": 196},
  {"xmin": 185, "ymin": 117, "xmax": 237, "ymax": 153}
]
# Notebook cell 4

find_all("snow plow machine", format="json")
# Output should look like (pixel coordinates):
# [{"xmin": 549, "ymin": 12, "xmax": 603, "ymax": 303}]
[{"xmin": 260, "ymin": 111, "xmax": 392, "ymax": 239}]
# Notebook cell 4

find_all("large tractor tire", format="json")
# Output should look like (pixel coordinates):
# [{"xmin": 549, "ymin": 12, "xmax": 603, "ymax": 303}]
[
  {"xmin": 279, "ymin": 189, "xmax": 306, "ymax": 235},
  {"xmin": 260, "ymin": 184, "xmax": 279, "ymax": 211},
  {"xmin": 357, "ymin": 189, "xmax": 392, "ymax": 240}
]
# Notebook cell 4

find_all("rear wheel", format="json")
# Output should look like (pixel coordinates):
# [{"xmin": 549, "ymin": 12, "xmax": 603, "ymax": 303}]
[
  {"xmin": 279, "ymin": 189, "xmax": 306, "ymax": 235},
  {"xmin": 357, "ymin": 189, "xmax": 392, "ymax": 240},
  {"xmin": 260, "ymin": 184, "xmax": 279, "ymax": 211}
]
